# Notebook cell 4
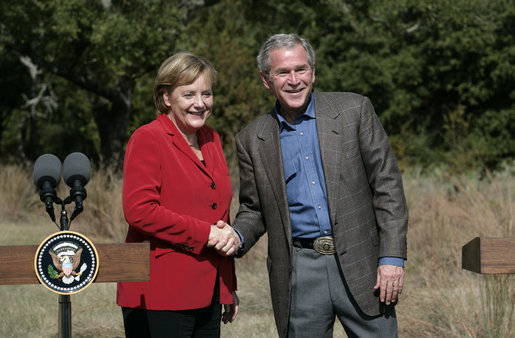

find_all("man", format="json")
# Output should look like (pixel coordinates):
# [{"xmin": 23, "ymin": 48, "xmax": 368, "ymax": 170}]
[{"xmin": 228, "ymin": 33, "xmax": 408, "ymax": 337}]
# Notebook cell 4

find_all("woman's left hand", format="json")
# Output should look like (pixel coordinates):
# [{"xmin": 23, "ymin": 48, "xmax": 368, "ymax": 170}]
[{"xmin": 222, "ymin": 291, "xmax": 239, "ymax": 324}]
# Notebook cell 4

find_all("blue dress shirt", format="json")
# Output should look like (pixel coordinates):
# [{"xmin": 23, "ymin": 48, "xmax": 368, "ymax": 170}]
[
  {"xmin": 274, "ymin": 94, "xmax": 403, "ymax": 268},
  {"xmin": 276, "ymin": 96, "xmax": 332, "ymax": 238}
]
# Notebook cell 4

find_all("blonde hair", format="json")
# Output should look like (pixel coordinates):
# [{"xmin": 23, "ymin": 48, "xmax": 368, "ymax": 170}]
[{"xmin": 153, "ymin": 52, "xmax": 217, "ymax": 114}]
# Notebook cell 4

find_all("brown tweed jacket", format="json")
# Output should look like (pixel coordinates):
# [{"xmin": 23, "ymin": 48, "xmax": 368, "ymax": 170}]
[{"xmin": 233, "ymin": 90, "xmax": 408, "ymax": 338}]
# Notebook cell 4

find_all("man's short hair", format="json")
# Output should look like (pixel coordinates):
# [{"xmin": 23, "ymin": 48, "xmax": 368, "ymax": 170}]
[{"xmin": 257, "ymin": 33, "xmax": 315, "ymax": 78}]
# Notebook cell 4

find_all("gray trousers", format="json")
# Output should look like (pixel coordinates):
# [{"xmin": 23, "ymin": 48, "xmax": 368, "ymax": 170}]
[{"xmin": 288, "ymin": 246, "xmax": 398, "ymax": 338}]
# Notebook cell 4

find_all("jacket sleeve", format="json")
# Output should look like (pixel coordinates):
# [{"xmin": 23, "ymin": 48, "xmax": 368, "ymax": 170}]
[
  {"xmin": 358, "ymin": 96, "xmax": 408, "ymax": 259},
  {"xmin": 232, "ymin": 129, "xmax": 267, "ymax": 255},
  {"xmin": 122, "ymin": 126, "xmax": 211, "ymax": 254}
]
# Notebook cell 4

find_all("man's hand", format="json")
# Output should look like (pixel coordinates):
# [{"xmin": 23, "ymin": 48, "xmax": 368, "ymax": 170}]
[
  {"xmin": 222, "ymin": 291, "xmax": 239, "ymax": 324},
  {"xmin": 374, "ymin": 265, "xmax": 404, "ymax": 305},
  {"xmin": 207, "ymin": 221, "xmax": 241, "ymax": 256}
]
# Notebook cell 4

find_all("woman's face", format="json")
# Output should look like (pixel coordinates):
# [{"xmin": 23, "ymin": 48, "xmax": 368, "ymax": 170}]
[{"xmin": 163, "ymin": 73, "xmax": 213, "ymax": 136}]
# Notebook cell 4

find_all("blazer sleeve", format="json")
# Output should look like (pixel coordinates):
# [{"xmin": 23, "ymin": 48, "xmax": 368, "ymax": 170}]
[
  {"xmin": 122, "ymin": 126, "xmax": 211, "ymax": 254},
  {"xmin": 358, "ymin": 97, "xmax": 408, "ymax": 259},
  {"xmin": 233, "ymin": 129, "xmax": 267, "ymax": 254}
]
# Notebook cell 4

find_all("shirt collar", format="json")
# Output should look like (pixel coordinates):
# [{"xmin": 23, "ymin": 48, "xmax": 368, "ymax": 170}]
[{"xmin": 275, "ymin": 93, "xmax": 315, "ymax": 130}]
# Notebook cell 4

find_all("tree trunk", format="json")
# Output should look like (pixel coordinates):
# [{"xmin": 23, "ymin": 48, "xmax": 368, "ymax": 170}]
[{"xmin": 92, "ymin": 93, "xmax": 131, "ymax": 171}]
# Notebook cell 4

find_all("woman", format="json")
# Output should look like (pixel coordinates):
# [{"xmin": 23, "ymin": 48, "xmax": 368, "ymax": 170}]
[{"xmin": 117, "ymin": 52, "xmax": 238, "ymax": 337}]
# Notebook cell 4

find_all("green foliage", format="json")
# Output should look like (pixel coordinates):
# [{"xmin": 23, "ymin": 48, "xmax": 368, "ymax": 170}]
[
  {"xmin": 311, "ymin": 0, "xmax": 514, "ymax": 171},
  {"xmin": 183, "ymin": 0, "xmax": 514, "ymax": 172},
  {"xmin": 0, "ymin": 0, "xmax": 188, "ymax": 166},
  {"xmin": 184, "ymin": 1, "xmax": 272, "ymax": 164},
  {"xmin": 0, "ymin": 0, "xmax": 513, "ymax": 172}
]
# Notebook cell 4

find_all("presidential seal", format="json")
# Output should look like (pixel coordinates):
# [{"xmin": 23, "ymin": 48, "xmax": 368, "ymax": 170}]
[{"xmin": 34, "ymin": 231, "xmax": 99, "ymax": 295}]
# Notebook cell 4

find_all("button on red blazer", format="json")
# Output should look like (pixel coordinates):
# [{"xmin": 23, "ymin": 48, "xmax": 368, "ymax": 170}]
[{"xmin": 117, "ymin": 113, "xmax": 236, "ymax": 310}]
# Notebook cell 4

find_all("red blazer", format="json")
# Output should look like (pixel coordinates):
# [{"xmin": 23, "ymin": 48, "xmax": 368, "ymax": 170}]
[{"xmin": 117, "ymin": 113, "xmax": 236, "ymax": 310}]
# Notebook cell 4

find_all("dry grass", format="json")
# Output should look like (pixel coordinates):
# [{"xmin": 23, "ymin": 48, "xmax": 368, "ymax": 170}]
[
  {"xmin": 0, "ymin": 163, "xmax": 513, "ymax": 337},
  {"xmin": 71, "ymin": 166, "xmax": 127, "ymax": 243},
  {"xmin": 0, "ymin": 163, "xmax": 41, "ymax": 222},
  {"xmin": 398, "ymin": 166, "xmax": 514, "ymax": 337}
]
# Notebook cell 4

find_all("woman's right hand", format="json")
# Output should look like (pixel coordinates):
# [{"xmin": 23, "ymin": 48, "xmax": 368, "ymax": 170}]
[{"xmin": 207, "ymin": 221, "xmax": 241, "ymax": 256}]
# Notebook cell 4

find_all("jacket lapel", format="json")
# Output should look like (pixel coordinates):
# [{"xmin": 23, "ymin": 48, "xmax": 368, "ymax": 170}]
[
  {"xmin": 158, "ymin": 114, "xmax": 213, "ymax": 180},
  {"xmin": 314, "ymin": 91, "xmax": 342, "ymax": 225},
  {"xmin": 257, "ymin": 112, "xmax": 292, "ymax": 241},
  {"xmin": 197, "ymin": 127, "xmax": 215, "ymax": 177}
]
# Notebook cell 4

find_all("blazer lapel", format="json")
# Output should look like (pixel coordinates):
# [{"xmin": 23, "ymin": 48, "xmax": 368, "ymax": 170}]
[
  {"xmin": 158, "ymin": 114, "xmax": 212, "ymax": 179},
  {"xmin": 257, "ymin": 112, "xmax": 292, "ymax": 240},
  {"xmin": 314, "ymin": 91, "xmax": 342, "ymax": 225},
  {"xmin": 197, "ymin": 127, "xmax": 215, "ymax": 178}
]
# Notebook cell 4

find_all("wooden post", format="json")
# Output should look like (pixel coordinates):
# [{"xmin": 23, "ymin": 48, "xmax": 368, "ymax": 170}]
[{"xmin": 462, "ymin": 237, "xmax": 515, "ymax": 274}]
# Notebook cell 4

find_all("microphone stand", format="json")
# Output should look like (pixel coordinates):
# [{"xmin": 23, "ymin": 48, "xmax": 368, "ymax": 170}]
[
  {"xmin": 58, "ymin": 205, "xmax": 71, "ymax": 338},
  {"xmin": 34, "ymin": 153, "xmax": 90, "ymax": 338}
]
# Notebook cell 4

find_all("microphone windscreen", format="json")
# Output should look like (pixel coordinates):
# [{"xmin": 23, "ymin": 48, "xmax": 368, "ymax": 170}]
[
  {"xmin": 33, "ymin": 154, "xmax": 62, "ymax": 188},
  {"xmin": 63, "ymin": 152, "xmax": 91, "ymax": 186}
]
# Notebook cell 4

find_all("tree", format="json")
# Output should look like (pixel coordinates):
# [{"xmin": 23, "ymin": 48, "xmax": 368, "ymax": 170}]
[
  {"xmin": 0, "ymin": 0, "xmax": 219, "ymax": 168},
  {"xmin": 185, "ymin": 0, "xmax": 514, "ymax": 171},
  {"xmin": 0, "ymin": 0, "xmax": 512, "ymax": 171},
  {"xmin": 305, "ymin": 0, "xmax": 514, "ymax": 170},
  {"xmin": 184, "ymin": 0, "xmax": 271, "ymax": 166}
]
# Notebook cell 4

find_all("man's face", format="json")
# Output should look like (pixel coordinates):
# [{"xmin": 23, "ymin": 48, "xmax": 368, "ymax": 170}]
[{"xmin": 261, "ymin": 44, "xmax": 315, "ymax": 118}]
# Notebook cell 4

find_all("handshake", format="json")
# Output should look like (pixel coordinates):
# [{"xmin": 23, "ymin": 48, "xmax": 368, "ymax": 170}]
[{"xmin": 207, "ymin": 221, "xmax": 242, "ymax": 256}]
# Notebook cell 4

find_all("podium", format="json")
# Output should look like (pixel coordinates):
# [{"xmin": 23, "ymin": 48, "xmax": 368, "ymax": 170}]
[
  {"xmin": 15, "ymin": 153, "xmax": 151, "ymax": 336},
  {"xmin": 0, "ymin": 241, "xmax": 149, "ymax": 337},
  {"xmin": 0, "ymin": 242, "xmax": 150, "ymax": 285}
]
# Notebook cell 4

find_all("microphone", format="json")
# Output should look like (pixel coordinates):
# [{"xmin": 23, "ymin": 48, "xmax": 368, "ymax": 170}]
[
  {"xmin": 33, "ymin": 154, "xmax": 62, "ymax": 222},
  {"xmin": 63, "ymin": 152, "xmax": 91, "ymax": 221}
]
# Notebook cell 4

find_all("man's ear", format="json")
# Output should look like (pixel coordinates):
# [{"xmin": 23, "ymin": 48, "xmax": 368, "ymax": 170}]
[{"xmin": 260, "ymin": 71, "xmax": 271, "ymax": 90}]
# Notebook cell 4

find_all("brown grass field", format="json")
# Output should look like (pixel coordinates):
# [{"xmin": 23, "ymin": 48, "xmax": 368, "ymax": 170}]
[{"xmin": 0, "ymin": 163, "xmax": 513, "ymax": 337}]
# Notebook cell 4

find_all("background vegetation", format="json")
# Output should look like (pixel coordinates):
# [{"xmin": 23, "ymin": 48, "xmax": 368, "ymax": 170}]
[
  {"xmin": 0, "ymin": 0, "xmax": 513, "ymax": 172},
  {"xmin": 0, "ymin": 0, "xmax": 514, "ymax": 337}
]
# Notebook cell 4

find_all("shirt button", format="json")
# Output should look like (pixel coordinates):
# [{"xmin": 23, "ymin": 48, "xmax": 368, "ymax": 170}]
[
  {"xmin": 210, "ymin": 182, "xmax": 216, "ymax": 189},
  {"xmin": 305, "ymin": 156, "xmax": 309, "ymax": 160},
  {"xmin": 211, "ymin": 203, "xmax": 217, "ymax": 209},
  {"xmin": 300, "ymin": 131, "xmax": 304, "ymax": 136},
  {"xmin": 318, "ymin": 205, "xmax": 322, "ymax": 209},
  {"xmin": 312, "ymin": 181, "xmax": 316, "ymax": 185}
]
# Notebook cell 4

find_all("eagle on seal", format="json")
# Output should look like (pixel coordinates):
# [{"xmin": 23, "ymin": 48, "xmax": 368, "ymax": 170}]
[{"xmin": 50, "ymin": 247, "xmax": 83, "ymax": 283}]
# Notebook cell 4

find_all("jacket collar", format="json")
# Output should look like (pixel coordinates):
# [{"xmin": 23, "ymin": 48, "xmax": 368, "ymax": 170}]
[{"xmin": 156, "ymin": 113, "xmax": 214, "ymax": 178}]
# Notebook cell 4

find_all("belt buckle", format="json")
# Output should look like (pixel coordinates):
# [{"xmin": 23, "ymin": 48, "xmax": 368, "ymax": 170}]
[{"xmin": 313, "ymin": 236, "xmax": 336, "ymax": 255}]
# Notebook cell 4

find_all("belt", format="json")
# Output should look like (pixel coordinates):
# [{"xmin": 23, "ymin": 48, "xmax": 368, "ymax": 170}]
[{"xmin": 292, "ymin": 236, "xmax": 336, "ymax": 255}]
